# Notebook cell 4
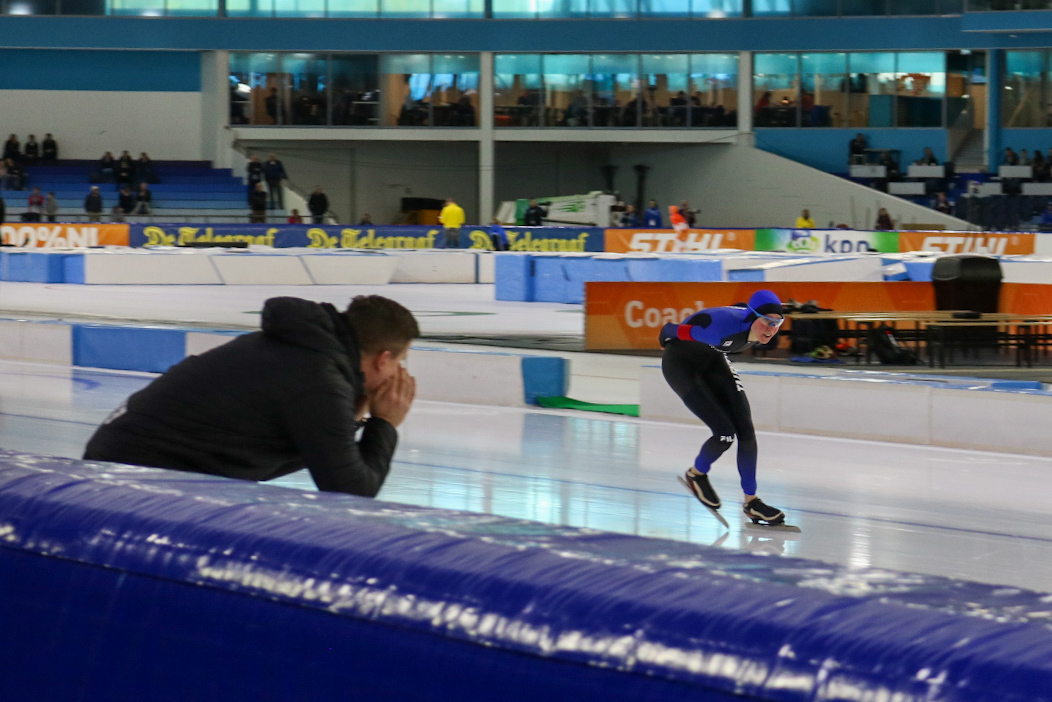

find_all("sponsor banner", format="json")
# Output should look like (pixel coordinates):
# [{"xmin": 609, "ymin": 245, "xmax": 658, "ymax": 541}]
[
  {"xmin": 1, "ymin": 223, "xmax": 129, "ymax": 248},
  {"xmin": 130, "ymin": 224, "xmax": 604, "ymax": 252},
  {"xmin": 755, "ymin": 228, "xmax": 899, "ymax": 255},
  {"xmin": 604, "ymin": 228, "xmax": 756, "ymax": 254},
  {"xmin": 585, "ymin": 281, "xmax": 935, "ymax": 351},
  {"xmin": 899, "ymin": 231, "xmax": 1035, "ymax": 256},
  {"xmin": 999, "ymin": 283, "xmax": 1052, "ymax": 315}
]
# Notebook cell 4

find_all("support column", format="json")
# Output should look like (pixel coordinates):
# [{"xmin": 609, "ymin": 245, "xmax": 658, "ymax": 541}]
[
  {"xmin": 200, "ymin": 50, "xmax": 232, "ymax": 169},
  {"xmin": 478, "ymin": 51, "xmax": 495, "ymax": 224},
  {"xmin": 736, "ymin": 51, "xmax": 754, "ymax": 147},
  {"xmin": 987, "ymin": 49, "xmax": 1003, "ymax": 174}
]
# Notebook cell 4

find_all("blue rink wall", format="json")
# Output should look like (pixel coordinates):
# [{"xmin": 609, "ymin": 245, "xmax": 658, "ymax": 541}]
[{"xmin": 1, "ymin": 450, "xmax": 1052, "ymax": 701}]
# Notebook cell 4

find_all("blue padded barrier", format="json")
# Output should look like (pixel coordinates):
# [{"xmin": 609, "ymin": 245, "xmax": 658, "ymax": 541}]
[
  {"xmin": 62, "ymin": 252, "xmax": 86, "ymax": 284},
  {"xmin": 25, "ymin": 251, "xmax": 65, "ymax": 283},
  {"xmin": 72, "ymin": 324, "xmax": 186, "ymax": 373},
  {"xmin": 904, "ymin": 259, "xmax": 936, "ymax": 282},
  {"xmin": 2, "ymin": 250, "xmax": 29, "ymax": 282},
  {"xmin": 494, "ymin": 253, "xmax": 533, "ymax": 301},
  {"xmin": 1, "ymin": 452, "xmax": 1052, "ymax": 701},
  {"xmin": 521, "ymin": 356, "xmax": 569, "ymax": 403},
  {"xmin": 564, "ymin": 257, "xmax": 630, "ymax": 304},
  {"xmin": 533, "ymin": 254, "xmax": 577, "ymax": 303}
]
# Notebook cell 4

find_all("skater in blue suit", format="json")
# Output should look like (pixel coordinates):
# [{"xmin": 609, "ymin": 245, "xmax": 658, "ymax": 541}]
[{"xmin": 659, "ymin": 289, "xmax": 787, "ymax": 525}]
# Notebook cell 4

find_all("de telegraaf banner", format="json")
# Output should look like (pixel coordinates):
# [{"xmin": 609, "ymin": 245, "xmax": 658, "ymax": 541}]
[{"xmin": 130, "ymin": 224, "xmax": 604, "ymax": 252}]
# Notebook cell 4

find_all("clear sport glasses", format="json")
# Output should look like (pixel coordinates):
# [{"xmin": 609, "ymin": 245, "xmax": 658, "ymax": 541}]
[{"xmin": 748, "ymin": 305, "xmax": 785, "ymax": 329}]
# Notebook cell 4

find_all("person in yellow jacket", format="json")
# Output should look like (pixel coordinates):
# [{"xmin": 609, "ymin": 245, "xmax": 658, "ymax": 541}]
[
  {"xmin": 795, "ymin": 208, "xmax": 815, "ymax": 229},
  {"xmin": 439, "ymin": 198, "xmax": 466, "ymax": 249}
]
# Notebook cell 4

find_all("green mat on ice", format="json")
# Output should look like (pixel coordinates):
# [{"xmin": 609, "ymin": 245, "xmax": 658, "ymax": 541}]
[{"xmin": 535, "ymin": 396, "xmax": 640, "ymax": 417}]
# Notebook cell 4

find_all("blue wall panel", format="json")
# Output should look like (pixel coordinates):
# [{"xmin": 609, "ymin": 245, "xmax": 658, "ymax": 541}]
[
  {"xmin": 0, "ymin": 49, "xmax": 200, "ymax": 91},
  {"xmin": 755, "ymin": 128, "xmax": 947, "ymax": 174}
]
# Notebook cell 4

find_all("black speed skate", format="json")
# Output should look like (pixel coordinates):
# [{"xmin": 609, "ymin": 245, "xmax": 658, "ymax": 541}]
[
  {"xmin": 743, "ymin": 498, "xmax": 784, "ymax": 525},
  {"xmin": 676, "ymin": 469, "xmax": 729, "ymax": 529}
]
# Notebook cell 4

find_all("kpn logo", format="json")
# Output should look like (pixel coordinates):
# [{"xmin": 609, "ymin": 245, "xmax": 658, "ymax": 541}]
[{"xmin": 787, "ymin": 229, "xmax": 820, "ymax": 253}]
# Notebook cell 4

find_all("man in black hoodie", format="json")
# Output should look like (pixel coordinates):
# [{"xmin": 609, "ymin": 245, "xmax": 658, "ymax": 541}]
[{"xmin": 83, "ymin": 296, "xmax": 419, "ymax": 497}]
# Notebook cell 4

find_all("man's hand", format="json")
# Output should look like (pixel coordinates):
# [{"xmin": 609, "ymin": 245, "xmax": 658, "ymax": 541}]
[{"xmin": 368, "ymin": 367, "xmax": 416, "ymax": 428}]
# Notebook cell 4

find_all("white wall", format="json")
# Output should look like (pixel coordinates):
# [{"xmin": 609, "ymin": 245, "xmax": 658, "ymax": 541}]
[
  {"xmin": 495, "ymin": 142, "xmax": 613, "ymax": 206},
  {"xmin": 608, "ymin": 143, "xmax": 979, "ymax": 232},
  {"xmin": 0, "ymin": 90, "xmax": 203, "ymax": 161}
]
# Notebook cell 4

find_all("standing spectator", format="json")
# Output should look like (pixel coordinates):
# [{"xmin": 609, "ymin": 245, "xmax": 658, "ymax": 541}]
[
  {"xmin": 287, "ymin": 209, "xmax": 304, "ymax": 224},
  {"xmin": 110, "ymin": 205, "xmax": 126, "ymax": 223},
  {"xmin": 620, "ymin": 204, "xmax": 640, "ymax": 227},
  {"xmin": 249, "ymin": 182, "xmax": 268, "ymax": 223},
  {"xmin": 118, "ymin": 185, "xmax": 135, "ymax": 215},
  {"xmin": 308, "ymin": 186, "xmax": 329, "ymax": 224},
  {"xmin": 0, "ymin": 194, "xmax": 5, "ymax": 224},
  {"xmin": 2, "ymin": 134, "xmax": 19, "ymax": 163},
  {"xmin": 263, "ymin": 153, "xmax": 287, "ymax": 210},
  {"xmin": 669, "ymin": 204, "xmax": 688, "ymax": 232},
  {"xmin": 795, "ymin": 209, "xmax": 815, "ymax": 228},
  {"xmin": 933, "ymin": 192, "xmax": 952, "ymax": 215},
  {"xmin": 44, "ymin": 192, "xmax": 58, "ymax": 222},
  {"xmin": 25, "ymin": 187, "xmax": 44, "ymax": 222},
  {"xmin": 523, "ymin": 198, "xmax": 546, "ymax": 226},
  {"xmin": 848, "ymin": 133, "xmax": 867, "ymax": 165},
  {"xmin": 679, "ymin": 200, "xmax": 696, "ymax": 227},
  {"xmin": 1039, "ymin": 203, "xmax": 1052, "ymax": 228},
  {"xmin": 0, "ymin": 160, "xmax": 11, "ymax": 192},
  {"xmin": 84, "ymin": 186, "xmax": 103, "ymax": 223},
  {"xmin": 135, "ymin": 153, "xmax": 157, "ymax": 184},
  {"xmin": 246, "ymin": 155, "xmax": 264, "ymax": 201},
  {"xmin": 23, "ymin": 135, "xmax": 38, "ymax": 165},
  {"xmin": 875, "ymin": 207, "xmax": 894, "ymax": 230},
  {"xmin": 6, "ymin": 159, "xmax": 24, "ymax": 191},
  {"xmin": 97, "ymin": 152, "xmax": 115, "ymax": 182},
  {"xmin": 1004, "ymin": 147, "xmax": 1019, "ymax": 166},
  {"xmin": 116, "ymin": 151, "xmax": 135, "ymax": 188},
  {"xmin": 1033, "ymin": 150, "xmax": 1049, "ymax": 181},
  {"xmin": 132, "ymin": 182, "xmax": 152, "ymax": 215},
  {"xmin": 358, "ymin": 213, "xmax": 373, "ymax": 226},
  {"xmin": 489, "ymin": 218, "xmax": 509, "ymax": 251},
  {"xmin": 919, "ymin": 147, "xmax": 939, "ymax": 165},
  {"xmin": 1020, "ymin": 149, "xmax": 1032, "ymax": 166},
  {"xmin": 41, "ymin": 134, "xmax": 57, "ymax": 162},
  {"xmin": 439, "ymin": 197, "xmax": 465, "ymax": 249},
  {"xmin": 643, "ymin": 199, "xmax": 662, "ymax": 227}
]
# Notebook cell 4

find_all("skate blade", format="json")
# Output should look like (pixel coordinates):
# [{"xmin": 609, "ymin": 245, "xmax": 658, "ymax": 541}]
[
  {"xmin": 676, "ymin": 476, "xmax": 730, "ymax": 529},
  {"xmin": 744, "ymin": 521, "xmax": 801, "ymax": 536}
]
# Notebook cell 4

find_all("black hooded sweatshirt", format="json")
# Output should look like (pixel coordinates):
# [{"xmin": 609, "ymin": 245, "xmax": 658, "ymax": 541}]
[{"xmin": 83, "ymin": 297, "xmax": 398, "ymax": 497}]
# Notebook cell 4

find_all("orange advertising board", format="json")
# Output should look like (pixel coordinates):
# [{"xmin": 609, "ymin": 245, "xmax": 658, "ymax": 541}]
[
  {"xmin": 604, "ymin": 228, "xmax": 755, "ymax": 254},
  {"xmin": 585, "ymin": 281, "xmax": 936, "ymax": 350},
  {"xmin": 0, "ymin": 223, "xmax": 129, "ymax": 248},
  {"xmin": 999, "ymin": 283, "xmax": 1052, "ymax": 315},
  {"xmin": 898, "ymin": 231, "xmax": 1035, "ymax": 255}
]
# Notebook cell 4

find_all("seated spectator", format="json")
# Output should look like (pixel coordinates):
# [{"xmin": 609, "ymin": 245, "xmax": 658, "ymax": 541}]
[
  {"xmin": 135, "ymin": 152, "xmax": 157, "ymax": 184},
  {"xmin": 2, "ymin": 134, "xmax": 19, "ymax": 163},
  {"xmin": 110, "ymin": 204, "xmax": 126, "ymax": 223},
  {"xmin": 132, "ymin": 182, "xmax": 152, "ymax": 215},
  {"xmin": 875, "ymin": 207, "xmax": 894, "ymax": 231},
  {"xmin": 23, "ymin": 135, "xmax": 38, "ymax": 165},
  {"xmin": 5, "ymin": 159, "xmax": 24, "ymax": 191},
  {"xmin": 1034, "ymin": 150, "xmax": 1049, "ymax": 181},
  {"xmin": 643, "ymin": 200, "xmax": 662, "ymax": 227},
  {"xmin": 0, "ymin": 160, "xmax": 11, "ymax": 192},
  {"xmin": 1004, "ymin": 147, "xmax": 1019, "ymax": 166},
  {"xmin": 620, "ymin": 204, "xmax": 640, "ymax": 227},
  {"xmin": 919, "ymin": 147, "xmax": 939, "ymax": 165},
  {"xmin": 97, "ymin": 152, "xmax": 116, "ymax": 182},
  {"xmin": 118, "ymin": 185, "xmax": 135, "ymax": 214},
  {"xmin": 41, "ymin": 133, "xmax": 57, "ymax": 161},
  {"xmin": 116, "ymin": 151, "xmax": 135, "ymax": 187},
  {"xmin": 934, "ymin": 192, "xmax": 952, "ymax": 215},
  {"xmin": 287, "ymin": 209, "xmax": 304, "ymax": 224},
  {"xmin": 489, "ymin": 218, "xmax": 509, "ymax": 251},
  {"xmin": 795, "ymin": 208, "xmax": 815, "ymax": 229},
  {"xmin": 849, "ymin": 133, "xmax": 867, "ymax": 164},
  {"xmin": 358, "ymin": 213, "xmax": 373, "ymax": 226},
  {"xmin": 1020, "ymin": 149, "xmax": 1031, "ymax": 166},
  {"xmin": 1038, "ymin": 203, "xmax": 1052, "ymax": 229},
  {"xmin": 25, "ymin": 187, "xmax": 44, "ymax": 222},
  {"xmin": 44, "ymin": 192, "xmax": 58, "ymax": 222},
  {"xmin": 84, "ymin": 186, "xmax": 103, "ymax": 223}
]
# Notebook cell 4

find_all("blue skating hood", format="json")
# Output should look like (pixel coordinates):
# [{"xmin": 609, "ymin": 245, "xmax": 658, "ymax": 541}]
[{"xmin": 746, "ymin": 289, "xmax": 783, "ymax": 320}]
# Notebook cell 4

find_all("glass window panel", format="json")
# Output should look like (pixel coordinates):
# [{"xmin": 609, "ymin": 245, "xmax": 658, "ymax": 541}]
[
  {"xmin": 8, "ymin": 0, "xmax": 58, "ymax": 12},
  {"xmin": 643, "ymin": 54, "xmax": 689, "ymax": 127},
  {"xmin": 229, "ymin": 52, "xmax": 281, "ymax": 125},
  {"xmin": 1004, "ymin": 51, "xmax": 1045, "ymax": 128},
  {"xmin": 59, "ymin": 0, "xmax": 105, "ymax": 13},
  {"xmin": 108, "ymin": 0, "xmax": 164, "ymax": 15},
  {"xmin": 793, "ymin": 0, "xmax": 837, "ymax": 16},
  {"xmin": 379, "ymin": 54, "xmax": 432, "ymax": 126},
  {"xmin": 281, "ymin": 53, "xmax": 327, "ymax": 124},
  {"xmin": 328, "ymin": 0, "xmax": 378, "ymax": 14},
  {"xmin": 431, "ymin": 54, "xmax": 478, "ymax": 126},
  {"xmin": 801, "ymin": 53, "xmax": 845, "ymax": 127},
  {"xmin": 889, "ymin": 0, "xmax": 935, "ymax": 12},
  {"xmin": 495, "ymin": 54, "xmax": 544, "ymax": 127},
  {"xmin": 754, "ymin": 53, "xmax": 798, "ymax": 126},
  {"xmin": 690, "ymin": 53, "xmax": 738, "ymax": 127},
  {"xmin": 331, "ymin": 54, "xmax": 379, "ymax": 125},
  {"xmin": 841, "ymin": 0, "xmax": 885, "ymax": 14},
  {"xmin": 166, "ymin": 0, "xmax": 218, "ymax": 14},
  {"xmin": 895, "ymin": 51, "xmax": 944, "ymax": 127},
  {"xmin": 693, "ymin": 0, "xmax": 742, "ymax": 16},
  {"xmin": 433, "ymin": 0, "xmax": 482, "ymax": 16},
  {"xmin": 591, "ymin": 54, "xmax": 639, "ymax": 126},
  {"xmin": 590, "ymin": 0, "xmax": 636, "ymax": 16},
  {"xmin": 226, "ymin": 0, "xmax": 273, "ymax": 16},
  {"xmin": 543, "ymin": 54, "xmax": 591, "ymax": 127},
  {"xmin": 640, "ymin": 0, "xmax": 689, "ymax": 16},
  {"xmin": 491, "ymin": 0, "xmax": 536, "ymax": 17},
  {"xmin": 274, "ymin": 0, "xmax": 323, "ymax": 16},
  {"xmin": 846, "ymin": 52, "xmax": 894, "ymax": 127},
  {"xmin": 380, "ymin": 0, "xmax": 429, "ymax": 16},
  {"xmin": 752, "ymin": 0, "xmax": 790, "ymax": 16}
]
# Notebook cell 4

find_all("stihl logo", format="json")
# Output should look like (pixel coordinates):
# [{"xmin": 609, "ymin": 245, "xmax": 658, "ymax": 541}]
[
  {"xmin": 920, "ymin": 236, "xmax": 1008, "ymax": 255},
  {"xmin": 628, "ymin": 231, "xmax": 725, "ymax": 253}
]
